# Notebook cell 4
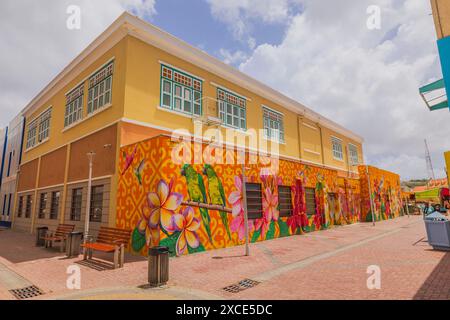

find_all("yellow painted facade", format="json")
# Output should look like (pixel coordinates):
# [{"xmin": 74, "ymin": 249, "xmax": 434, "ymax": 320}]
[
  {"xmin": 15, "ymin": 13, "xmax": 364, "ymax": 232},
  {"xmin": 122, "ymin": 35, "xmax": 363, "ymax": 174}
]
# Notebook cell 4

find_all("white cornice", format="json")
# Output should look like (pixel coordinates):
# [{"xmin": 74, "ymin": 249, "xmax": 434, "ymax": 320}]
[{"xmin": 19, "ymin": 12, "xmax": 364, "ymax": 144}]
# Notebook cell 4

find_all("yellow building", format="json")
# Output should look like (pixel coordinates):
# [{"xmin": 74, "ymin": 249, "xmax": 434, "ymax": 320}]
[{"xmin": 12, "ymin": 13, "xmax": 364, "ymax": 238}]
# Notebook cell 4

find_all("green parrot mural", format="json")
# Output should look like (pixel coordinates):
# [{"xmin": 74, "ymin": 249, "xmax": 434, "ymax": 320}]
[
  {"xmin": 181, "ymin": 164, "xmax": 213, "ymax": 244},
  {"xmin": 203, "ymin": 164, "xmax": 232, "ymax": 241}
]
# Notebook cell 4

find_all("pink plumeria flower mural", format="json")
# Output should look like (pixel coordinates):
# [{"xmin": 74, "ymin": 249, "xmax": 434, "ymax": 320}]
[
  {"xmin": 228, "ymin": 176, "xmax": 253, "ymax": 241},
  {"xmin": 137, "ymin": 178, "xmax": 183, "ymax": 247},
  {"xmin": 228, "ymin": 176, "xmax": 244, "ymax": 217},
  {"xmin": 173, "ymin": 206, "xmax": 201, "ymax": 256},
  {"xmin": 263, "ymin": 187, "xmax": 279, "ymax": 221}
]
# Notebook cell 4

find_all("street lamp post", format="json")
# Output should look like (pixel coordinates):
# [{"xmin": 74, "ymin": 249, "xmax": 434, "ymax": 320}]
[
  {"xmin": 365, "ymin": 165, "xmax": 376, "ymax": 226},
  {"xmin": 241, "ymin": 163, "xmax": 249, "ymax": 256},
  {"xmin": 84, "ymin": 151, "xmax": 96, "ymax": 251}
]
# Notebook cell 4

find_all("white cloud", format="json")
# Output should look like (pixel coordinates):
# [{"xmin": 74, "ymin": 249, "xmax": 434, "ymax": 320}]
[
  {"xmin": 0, "ymin": 0, "xmax": 156, "ymax": 127},
  {"xmin": 209, "ymin": 0, "xmax": 449, "ymax": 180},
  {"xmin": 206, "ymin": 0, "xmax": 300, "ymax": 48},
  {"xmin": 219, "ymin": 49, "xmax": 249, "ymax": 65}
]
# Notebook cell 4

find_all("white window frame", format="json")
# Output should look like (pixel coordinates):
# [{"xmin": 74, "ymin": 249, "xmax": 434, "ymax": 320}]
[
  {"xmin": 263, "ymin": 106, "xmax": 284, "ymax": 143},
  {"xmin": 87, "ymin": 62, "xmax": 113, "ymax": 115},
  {"xmin": 217, "ymin": 88, "xmax": 246, "ymax": 130},
  {"xmin": 65, "ymin": 84, "xmax": 84, "ymax": 128},
  {"xmin": 160, "ymin": 64, "xmax": 202, "ymax": 117},
  {"xmin": 331, "ymin": 136, "xmax": 343, "ymax": 161},
  {"xmin": 348, "ymin": 143, "xmax": 359, "ymax": 165},
  {"xmin": 26, "ymin": 120, "xmax": 38, "ymax": 150},
  {"xmin": 37, "ymin": 109, "xmax": 51, "ymax": 143}
]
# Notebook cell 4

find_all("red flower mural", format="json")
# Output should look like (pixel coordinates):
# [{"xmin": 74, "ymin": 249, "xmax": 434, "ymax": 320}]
[{"xmin": 287, "ymin": 178, "xmax": 308, "ymax": 233}]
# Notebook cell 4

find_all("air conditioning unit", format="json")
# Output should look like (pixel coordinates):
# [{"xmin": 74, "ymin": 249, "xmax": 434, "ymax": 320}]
[
  {"xmin": 193, "ymin": 115, "xmax": 222, "ymax": 127},
  {"xmin": 204, "ymin": 116, "xmax": 222, "ymax": 127}
]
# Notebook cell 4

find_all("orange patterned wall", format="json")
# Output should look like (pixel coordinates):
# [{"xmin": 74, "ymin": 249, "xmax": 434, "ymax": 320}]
[{"xmin": 117, "ymin": 135, "xmax": 364, "ymax": 257}]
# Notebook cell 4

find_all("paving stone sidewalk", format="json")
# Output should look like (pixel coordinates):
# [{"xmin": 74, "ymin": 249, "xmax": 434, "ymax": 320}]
[{"xmin": 0, "ymin": 215, "xmax": 447, "ymax": 300}]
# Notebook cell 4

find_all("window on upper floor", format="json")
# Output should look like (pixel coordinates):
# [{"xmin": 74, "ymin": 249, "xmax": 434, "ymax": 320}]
[
  {"xmin": 331, "ymin": 137, "xmax": 343, "ymax": 161},
  {"xmin": 37, "ymin": 109, "xmax": 51, "ymax": 143},
  {"xmin": 263, "ymin": 106, "xmax": 284, "ymax": 143},
  {"xmin": 349, "ymin": 144, "xmax": 359, "ymax": 165},
  {"xmin": 160, "ymin": 64, "xmax": 202, "ymax": 116},
  {"xmin": 26, "ymin": 108, "xmax": 52, "ymax": 150},
  {"xmin": 65, "ymin": 84, "xmax": 84, "ymax": 127},
  {"xmin": 217, "ymin": 88, "xmax": 246, "ymax": 130},
  {"xmin": 88, "ymin": 61, "xmax": 113, "ymax": 115},
  {"xmin": 26, "ymin": 120, "xmax": 37, "ymax": 150}
]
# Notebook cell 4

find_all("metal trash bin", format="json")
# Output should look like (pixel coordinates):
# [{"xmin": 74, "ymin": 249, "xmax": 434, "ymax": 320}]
[
  {"xmin": 148, "ymin": 246, "xmax": 169, "ymax": 287},
  {"xmin": 35, "ymin": 227, "xmax": 48, "ymax": 247},
  {"xmin": 424, "ymin": 212, "xmax": 450, "ymax": 251},
  {"xmin": 66, "ymin": 232, "xmax": 83, "ymax": 258}
]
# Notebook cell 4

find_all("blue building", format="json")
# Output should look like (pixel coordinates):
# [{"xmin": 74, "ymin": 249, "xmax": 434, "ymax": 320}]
[{"xmin": 0, "ymin": 115, "xmax": 25, "ymax": 227}]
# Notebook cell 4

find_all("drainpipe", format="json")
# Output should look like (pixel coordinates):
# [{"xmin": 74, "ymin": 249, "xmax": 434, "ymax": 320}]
[
  {"xmin": 318, "ymin": 122, "xmax": 325, "ymax": 165},
  {"xmin": 297, "ymin": 116, "xmax": 303, "ymax": 160}
]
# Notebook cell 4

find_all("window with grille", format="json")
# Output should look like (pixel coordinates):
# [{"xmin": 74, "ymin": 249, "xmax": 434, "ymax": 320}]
[
  {"xmin": 25, "ymin": 195, "xmax": 32, "ymax": 218},
  {"xmin": 305, "ymin": 187, "xmax": 316, "ymax": 216},
  {"xmin": 38, "ymin": 193, "xmax": 47, "ymax": 219},
  {"xmin": 348, "ymin": 144, "xmax": 358, "ymax": 165},
  {"xmin": 278, "ymin": 185, "xmax": 292, "ymax": 217},
  {"xmin": 331, "ymin": 137, "xmax": 343, "ymax": 160},
  {"xmin": 88, "ymin": 62, "xmax": 113, "ymax": 114},
  {"xmin": 2, "ymin": 195, "xmax": 6, "ymax": 216},
  {"xmin": 17, "ymin": 196, "xmax": 23, "ymax": 218},
  {"xmin": 245, "ymin": 183, "xmax": 263, "ymax": 219},
  {"xmin": 65, "ymin": 84, "xmax": 84, "ymax": 127},
  {"xmin": 70, "ymin": 188, "xmax": 82, "ymax": 221},
  {"xmin": 7, "ymin": 194, "xmax": 11, "ymax": 217},
  {"xmin": 90, "ymin": 185, "xmax": 104, "ymax": 223},
  {"xmin": 160, "ymin": 65, "xmax": 202, "ymax": 116},
  {"xmin": 26, "ymin": 120, "xmax": 37, "ymax": 149},
  {"xmin": 217, "ymin": 88, "xmax": 246, "ymax": 130},
  {"xmin": 263, "ymin": 107, "xmax": 284, "ymax": 142},
  {"xmin": 50, "ymin": 191, "xmax": 60, "ymax": 220},
  {"xmin": 37, "ymin": 109, "xmax": 51, "ymax": 143}
]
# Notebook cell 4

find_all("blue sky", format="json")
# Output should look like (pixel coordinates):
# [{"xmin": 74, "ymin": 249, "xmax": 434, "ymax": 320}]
[{"xmin": 148, "ymin": 0, "xmax": 298, "ymax": 66}]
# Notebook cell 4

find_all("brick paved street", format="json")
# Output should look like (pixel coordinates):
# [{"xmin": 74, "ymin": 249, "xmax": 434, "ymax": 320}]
[{"xmin": 0, "ymin": 215, "xmax": 449, "ymax": 300}]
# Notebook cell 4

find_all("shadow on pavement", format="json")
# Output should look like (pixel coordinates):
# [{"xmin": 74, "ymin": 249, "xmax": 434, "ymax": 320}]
[
  {"xmin": 413, "ymin": 250, "xmax": 450, "ymax": 300},
  {"xmin": 0, "ymin": 230, "xmax": 66, "ymax": 263},
  {"xmin": 0, "ymin": 229, "xmax": 146, "ymax": 265}
]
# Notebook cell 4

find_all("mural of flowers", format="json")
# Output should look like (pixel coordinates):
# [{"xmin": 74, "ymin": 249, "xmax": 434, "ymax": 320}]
[
  {"xmin": 132, "ymin": 178, "xmax": 183, "ymax": 253},
  {"xmin": 228, "ymin": 176, "xmax": 254, "ymax": 241},
  {"xmin": 287, "ymin": 178, "xmax": 309, "ymax": 234},
  {"xmin": 173, "ymin": 207, "xmax": 201, "ymax": 256},
  {"xmin": 254, "ymin": 175, "xmax": 279, "ymax": 240}
]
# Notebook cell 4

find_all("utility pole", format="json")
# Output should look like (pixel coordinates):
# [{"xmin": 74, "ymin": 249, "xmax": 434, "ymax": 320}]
[
  {"xmin": 84, "ymin": 151, "xmax": 96, "ymax": 253},
  {"xmin": 366, "ymin": 165, "xmax": 376, "ymax": 226},
  {"xmin": 241, "ymin": 163, "xmax": 249, "ymax": 256},
  {"xmin": 424, "ymin": 139, "xmax": 436, "ymax": 181}
]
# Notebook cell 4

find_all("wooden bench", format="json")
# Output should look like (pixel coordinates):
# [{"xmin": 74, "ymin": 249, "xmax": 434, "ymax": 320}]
[
  {"xmin": 41, "ymin": 224, "xmax": 76, "ymax": 252},
  {"xmin": 81, "ymin": 227, "xmax": 131, "ymax": 269}
]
